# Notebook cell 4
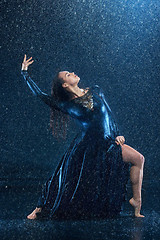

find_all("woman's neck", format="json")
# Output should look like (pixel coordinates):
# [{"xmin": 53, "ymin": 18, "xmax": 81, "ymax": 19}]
[{"xmin": 68, "ymin": 86, "xmax": 85, "ymax": 99}]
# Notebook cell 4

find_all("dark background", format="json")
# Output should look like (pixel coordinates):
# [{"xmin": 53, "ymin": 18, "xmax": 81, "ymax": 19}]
[{"xmin": 0, "ymin": 0, "xmax": 160, "ymax": 239}]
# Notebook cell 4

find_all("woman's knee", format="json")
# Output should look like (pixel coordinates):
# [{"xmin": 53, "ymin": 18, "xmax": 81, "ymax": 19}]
[{"xmin": 139, "ymin": 154, "xmax": 145, "ymax": 166}]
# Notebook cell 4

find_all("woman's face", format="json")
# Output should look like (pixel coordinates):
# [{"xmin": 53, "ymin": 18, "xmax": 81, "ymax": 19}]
[{"xmin": 58, "ymin": 71, "xmax": 80, "ymax": 88}]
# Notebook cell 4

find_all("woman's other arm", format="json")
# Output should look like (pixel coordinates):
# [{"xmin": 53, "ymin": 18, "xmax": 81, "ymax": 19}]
[{"xmin": 93, "ymin": 84, "xmax": 125, "ymax": 144}]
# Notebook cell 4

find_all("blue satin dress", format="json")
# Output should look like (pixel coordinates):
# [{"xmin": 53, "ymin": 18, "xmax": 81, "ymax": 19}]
[{"xmin": 21, "ymin": 70, "xmax": 129, "ymax": 220}]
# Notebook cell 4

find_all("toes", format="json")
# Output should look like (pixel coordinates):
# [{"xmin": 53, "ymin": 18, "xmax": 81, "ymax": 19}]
[
  {"xmin": 27, "ymin": 212, "xmax": 37, "ymax": 219},
  {"xmin": 135, "ymin": 214, "xmax": 145, "ymax": 218},
  {"xmin": 27, "ymin": 215, "xmax": 36, "ymax": 219}
]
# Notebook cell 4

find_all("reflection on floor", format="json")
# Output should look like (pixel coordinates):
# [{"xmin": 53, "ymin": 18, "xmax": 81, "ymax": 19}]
[{"xmin": 0, "ymin": 180, "xmax": 159, "ymax": 240}]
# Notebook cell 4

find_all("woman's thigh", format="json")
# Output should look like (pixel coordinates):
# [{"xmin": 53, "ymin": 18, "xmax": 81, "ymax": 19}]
[{"xmin": 120, "ymin": 144, "xmax": 144, "ymax": 167}]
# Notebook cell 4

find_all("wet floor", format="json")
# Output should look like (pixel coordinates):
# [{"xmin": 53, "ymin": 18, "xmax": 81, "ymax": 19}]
[{"xmin": 0, "ymin": 180, "xmax": 159, "ymax": 240}]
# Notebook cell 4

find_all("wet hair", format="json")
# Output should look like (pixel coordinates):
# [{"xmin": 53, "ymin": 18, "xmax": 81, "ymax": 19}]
[{"xmin": 49, "ymin": 72, "xmax": 71, "ymax": 140}]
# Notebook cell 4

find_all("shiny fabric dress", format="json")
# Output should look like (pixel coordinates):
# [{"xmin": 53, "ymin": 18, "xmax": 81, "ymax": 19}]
[{"xmin": 21, "ymin": 70, "xmax": 129, "ymax": 220}]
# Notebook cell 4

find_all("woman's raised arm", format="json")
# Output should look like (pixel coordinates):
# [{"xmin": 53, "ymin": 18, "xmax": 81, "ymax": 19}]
[{"xmin": 21, "ymin": 54, "xmax": 62, "ymax": 111}]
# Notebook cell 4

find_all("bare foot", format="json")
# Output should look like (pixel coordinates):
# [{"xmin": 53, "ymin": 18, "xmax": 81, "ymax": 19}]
[
  {"xmin": 27, "ymin": 207, "xmax": 42, "ymax": 220},
  {"xmin": 129, "ymin": 198, "xmax": 144, "ymax": 217}
]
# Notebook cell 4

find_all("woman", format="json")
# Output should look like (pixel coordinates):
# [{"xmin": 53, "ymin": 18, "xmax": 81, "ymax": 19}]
[{"xmin": 21, "ymin": 54, "xmax": 145, "ymax": 219}]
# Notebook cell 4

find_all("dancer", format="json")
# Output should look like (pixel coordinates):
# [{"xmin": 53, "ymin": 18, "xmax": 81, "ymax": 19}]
[{"xmin": 21, "ymin": 54, "xmax": 145, "ymax": 219}]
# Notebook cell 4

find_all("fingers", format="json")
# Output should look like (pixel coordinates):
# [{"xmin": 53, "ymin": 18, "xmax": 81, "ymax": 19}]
[
  {"xmin": 116, "ymin": 136, "xmax": 125, "ymax": 144},
  {"xmin": 23, "ymin": 54, "xmax": 26, "ymax": 62},
  {"xmin": 23, "ymin": 54, "xmax": 33, "ymax": 63},
  {"xmin": 28, "ymin": 60, "xmax": 34, "ymax": 65},
  {"xmin": 119, "ymin": 139, "xmax": 124, "ymax": 144},
  {"xmin": 26, "ymin": 56, "xmax": 32, "ymax": 62},
  {"xmin": 22, "ymin": 54, "xmax": 34, "ymax": 70},
  {"xmin": 115, "ymin": 137, "xmax": 125, "ymax": 145},
  {"xmin": 115, "ymin": 141, "xmax": 123, "ymax": 146},
  {"xmin": 22, "ymin": 55, "xmax": 34, "ymax": 65}
]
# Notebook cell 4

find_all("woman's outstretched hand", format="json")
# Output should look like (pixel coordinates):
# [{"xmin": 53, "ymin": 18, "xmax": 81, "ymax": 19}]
[
  {"xmin": 21, "ymin": 54, "xmax": 34, "ymax": 71},
  {"xmin": 115, "ymin": 136, "xmax": 125, "ymax": 145}
]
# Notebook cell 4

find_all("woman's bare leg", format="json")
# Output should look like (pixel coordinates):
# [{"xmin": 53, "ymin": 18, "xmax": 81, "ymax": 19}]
[
  {"xmin": 27, "ymin": 207, "xmax": 42, "ymax": 219},
  {"xmin": 120, "ymin": 143, "xmax": 145, "ymax": 217}
]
